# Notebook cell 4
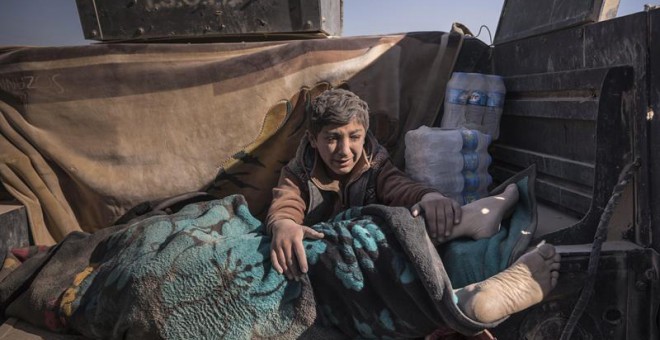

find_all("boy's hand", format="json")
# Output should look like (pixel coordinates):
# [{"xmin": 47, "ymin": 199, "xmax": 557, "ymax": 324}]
[
  {"xmin": 270, "ymin": 219, "xmax": 324, "ymax": 280},
  {"xmin": 411, "ymin": 192, "xmax": 462, "ymax": 244}
]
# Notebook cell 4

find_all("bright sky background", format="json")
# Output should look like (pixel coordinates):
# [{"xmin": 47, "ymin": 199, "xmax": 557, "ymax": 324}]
[{"xmin": 0, "ymin": 0, "xmax": 654, "ymax": 46}]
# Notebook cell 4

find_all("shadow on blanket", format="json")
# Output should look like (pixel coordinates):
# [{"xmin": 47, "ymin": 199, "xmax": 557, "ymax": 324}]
[{"xmin": 0, "ymin": 167, "xmax": 536, "ymax": 339}]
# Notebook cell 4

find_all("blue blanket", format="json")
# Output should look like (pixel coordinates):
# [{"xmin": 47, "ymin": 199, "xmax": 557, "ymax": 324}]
[{"xmin": 0, "ymin": 168, "xmax": 536, "ymax": 338}]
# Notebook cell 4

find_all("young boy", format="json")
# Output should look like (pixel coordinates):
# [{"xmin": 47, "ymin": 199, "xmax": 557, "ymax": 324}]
[
  {"xmin": 267, "ymin": 89, "xmax": 561, "ymax": 325},
  {"xmin": 267, "ymin": 88, "xmax": 518, "ymax": 280}
]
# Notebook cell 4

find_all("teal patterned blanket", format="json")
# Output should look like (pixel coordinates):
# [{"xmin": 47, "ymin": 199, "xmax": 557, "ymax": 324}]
[{"xmin": 0, "ymin": 194, "xmax": 515, "ymax": 338}]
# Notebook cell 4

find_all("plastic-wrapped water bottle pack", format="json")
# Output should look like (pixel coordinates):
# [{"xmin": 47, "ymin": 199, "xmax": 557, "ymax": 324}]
[
  {"xmin": 441, "ymin": 72, "xmax": 505, "ymax": 140},
  {"xmin": 405, "ymin": 126, "xmax": 492, "ymax": 205}
]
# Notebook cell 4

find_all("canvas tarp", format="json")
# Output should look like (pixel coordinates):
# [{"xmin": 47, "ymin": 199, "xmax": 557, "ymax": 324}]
[{"xmin": 0, "ymin": 32, "xmax": 463, "ymax": 245}]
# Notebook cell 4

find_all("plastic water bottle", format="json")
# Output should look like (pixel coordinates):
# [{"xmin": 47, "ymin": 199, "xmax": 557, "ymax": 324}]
[
  {"xmin": 462, "ymin": 170, "xmax": 493, "ymax": 194},
  {"xmin": 459, "ymin": 128, "xmax": 492, "ymax": 203},
  {"xmin": 441, "ymin": 73, "xmax": 472, "ymax": 129},
  {"xmin": 484, "ymin": 74, "xmax": 505, "ymax": 140},
  {"xmin": 464, "ymin": 74, "xmax": 488, "ymax": 131},
  {"xmin": 462, "ymin": 151, "xmax": 492, "ymax": 173},
  {"xmin": 405, "ymin": 127, "xmax": 465, "ymax": 193},
  {"xmin": 442, "ymin": 72, "xmax": 506, "ymax": 141},
  {"xmin": 405, "ymin": 126, "xmax": 493, "ymax": 205},
  {"xmin": 460, "ymin": 128, "xmax": 492, "ymax": 153}
]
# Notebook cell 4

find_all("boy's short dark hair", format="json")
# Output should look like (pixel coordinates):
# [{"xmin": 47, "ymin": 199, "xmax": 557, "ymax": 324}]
[{"xmin": 308, "ymin": 89, "xmax": 369, "ymax": 136}]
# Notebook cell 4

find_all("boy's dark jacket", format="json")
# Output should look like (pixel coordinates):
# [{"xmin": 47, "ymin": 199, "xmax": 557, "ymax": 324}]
[{"xmin": 267, "ymin": 132, "xmax": 438, "ymax": 231}]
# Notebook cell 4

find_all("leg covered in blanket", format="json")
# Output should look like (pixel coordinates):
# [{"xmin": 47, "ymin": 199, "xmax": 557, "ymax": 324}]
[{"xmin": 0, "ymin": 170, "xmax": 536, "ymax": 338}]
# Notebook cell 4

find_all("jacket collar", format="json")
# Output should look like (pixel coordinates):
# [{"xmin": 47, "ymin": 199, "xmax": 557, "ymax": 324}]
[{"xmin": 309, "ymin": 148, "xmax": 371, "ymax": 193}]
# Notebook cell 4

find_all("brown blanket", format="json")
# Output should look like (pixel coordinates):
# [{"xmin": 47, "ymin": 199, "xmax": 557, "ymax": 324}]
[{"xmin": 0, "ymin": 32, "xmax": 462, "ymax": 244}]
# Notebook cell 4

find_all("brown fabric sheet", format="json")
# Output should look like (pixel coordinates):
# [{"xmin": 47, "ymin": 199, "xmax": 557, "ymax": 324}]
[{"xmin": 0, "ymin": 32, "xmax": 462, "ymax": 244}]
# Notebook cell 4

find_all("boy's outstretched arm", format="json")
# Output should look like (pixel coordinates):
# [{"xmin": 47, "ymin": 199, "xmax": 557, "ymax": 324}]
[
  {"xmin": 375, "ymin": 161, "xmax": 462, "ymax": 243},
  {"xmin": 411, "ymin": 192, "xmax": 462, "ymax": 244},
  {"xmin": 270, "ymin": 218, "xmax": 324, "ymax": 280}
]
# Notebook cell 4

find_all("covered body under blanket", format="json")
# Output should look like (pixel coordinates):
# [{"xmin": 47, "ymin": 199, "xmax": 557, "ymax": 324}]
[{"xmin": 0, "ymin": 169, "xmax": 536, "ymax": 339}]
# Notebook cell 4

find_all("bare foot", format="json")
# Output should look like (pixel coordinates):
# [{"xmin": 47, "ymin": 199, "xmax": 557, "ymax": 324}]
[
  {"xmin": 447, "ymin": 183, "xmax": 519, "ymax": 241},
  {"xmin": 454, "ymin": 243, "xmax": 560, "ymax": 323}
]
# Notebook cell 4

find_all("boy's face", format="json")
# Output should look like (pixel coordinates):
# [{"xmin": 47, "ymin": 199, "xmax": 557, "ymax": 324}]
[{"xmin": 309, "ymin": 118, "xmax": 366, "ymax": 177}]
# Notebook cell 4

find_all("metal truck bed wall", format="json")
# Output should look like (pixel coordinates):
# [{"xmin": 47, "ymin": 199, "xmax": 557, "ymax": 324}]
[
  {"xmin": 496, "ymin": 66, "xmax": 634, "ymax": 245},
  {"xmin": 494, "ymin": 242, "xmax": 659, "ymax": 339},
  {"xmin": 450, "ymin": 7, "xmax": 660, "ymax": 339},
  {"xmin": 456, "ymin": 10, "xmax": 653, "ymax": 248},
  {"xmin": 650, "ymin": 7, "xmax": 660, "ymax": 256},
  {"xmin": 492, "ymin": 10, "xmax": 653, "ymax": 249}
]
